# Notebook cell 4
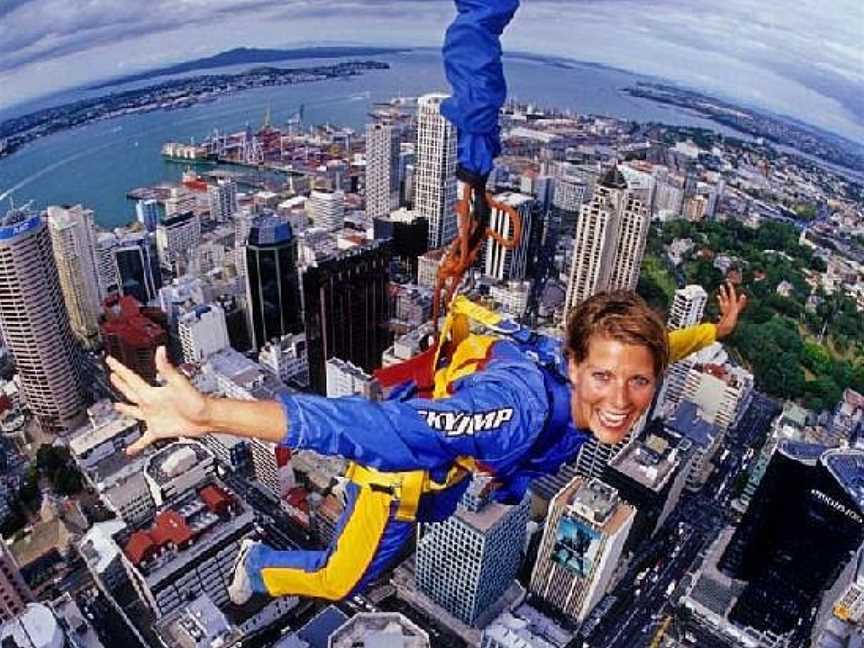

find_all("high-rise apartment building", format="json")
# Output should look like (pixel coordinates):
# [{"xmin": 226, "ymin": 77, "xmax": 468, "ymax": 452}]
[
  {"xmin": 46, "ymin": 205, "xmax": 102, "ymax": 346},
  {"xmin": 564, "ymin": 167, "xmax": 649, "ymax": 312},
  {"xmin": 177, "ymin": 304, "xmax": 230, "ymax": 364},
  {"xmin": 415, "ymin": 476, "xmax": 529, "ymax": 626},
  {"xmin": 365, "ymin": 123, "xmax": 400, "ymax": 219},
  {"xmin": 415, "ymin": 94, "xmax": 457, "ymax": 250},
  {"xmin": 607, "ymin": 190, "xmax": 650, "ymax": 293},
  {"xmin": 156, "ymin": 210, "xmax": 200, "ymax": 274},
  {"xmin": 163, "ymin": 187, "xmax": 196, "ymax": 218},
  {"xmin": 302, "ymin": 240, "xmax": 391, "ymax": 394},
  {"xmin": 603, "ymin": 423, "xmax": 691, "ymax": 552},
  {"xmin": 484, "ymin": 192, "xmax": 535, "ymax": 282},
  {"xmin": 135, "ymin": 199, "xmax": 160, "ymax": 232},
  {"xmin": 530, "ymin": 477, "xmax": 635, "ymax": 623},
  {"xmin": 244, "ymin": 216, "xmax": 303, "ymax": 351},
  {"xmin": 325, "ymin": 358, "xmax": 381, "ymax": 399},
  {"xmin": 668, "ymin": 285, "xmax": 708, "ymax": 330},
  {"xmin": 551, "ymin": 175, "xmax": 587, "ymax": 237},
  {"xmin": 114, "ymin": 232, "xmax": 162, "ymax": 305},
  {"xmin": 96, "ymin": 231, "xmax": 121, "ymax": 298},
  {"xmin": 307, "ymin": 189, "xmax": 345, "ymax": 231},
  {"xmin": 0, "ymin": 207, "xmax": 86, "ymax": 433},
  {"xmin": 207, "ymin": 178, "xmax": 238, "ymax": 223},
  {"xmin": 0, "ymin": 542, "xmax": 32, "ymax": 622}
]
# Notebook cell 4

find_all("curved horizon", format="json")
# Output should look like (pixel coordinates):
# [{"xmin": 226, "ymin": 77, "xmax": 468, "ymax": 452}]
[{"xmin": 0, "ymin": 0, "xmax": 861, "ymax": 142}]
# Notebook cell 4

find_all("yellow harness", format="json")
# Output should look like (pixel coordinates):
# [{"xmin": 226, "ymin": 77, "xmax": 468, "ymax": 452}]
[{"xmin": 345, "ymin": 297, "xmax": 507, "ymax": 521}]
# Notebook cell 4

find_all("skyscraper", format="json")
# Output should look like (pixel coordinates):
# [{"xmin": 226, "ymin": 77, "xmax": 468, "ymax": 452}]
[
  {"xmin": 307, "ymin": 189, "xmax": 345, "ymax": 231},
  {"xmin": 365, "ymin": 123, "xmax": 400, "ymax": 219},
  {"xmin": 416, "ymin": 476, "xmax": 529, "ymax": 626},
  {"xmin": 0, "ymin": 207, "xmax": 86, "ymax": 433},
  {"xmin": 114, "ymin": 232, "xmax": 162, "ymax": 305},
  {"xmin": 668, "ymin": 285, "xmax": 708, "ymax": 330},
  {"xmin": 302, "ymin": 240, "xmax": 391, "ymax": 394},
  {"xmin": 177, "ymin": 304, "xmax": 230, "ymax": 364},
  {"xmin": 529, "ymin": 477, "xmax": 635, "ymax": 623},
  {"xmin": 95, "ymin": 231, "xmax": 121, "ymax": 298},
  {"xmin": 483, "ymin": 192, "xmax": 535, "ymax": 282},
  {"xmin": 135, "ymin": 199, "xmax": 160, "ymax": 232},
  {"xmin": 607, "ymin": 189, "xmax": 650, "ymax": 292},
  {"xmin": 156, "ymin": 210, "xmax": 200, "ymax": 275},
  {"xmin": 244, "ymin": 216, "xmax": 302, "ymax": 351},
  {"xmin": 207, "ymin": 179, "xmax": 238, "ymax": 223},
  {"xmin": 564, "ymin": 167, "xmax": 649, "ymax": 312},
  {"xmin": 718, "ymin": 443, "xmax": 864, "ymax": 638},
  {"xmin": 415, "ymin": 94, "xmax": 457, "ymax": 250},
  {"xmin": 46, "ymin": 205, "xmax": 102, "ymax": 347}
]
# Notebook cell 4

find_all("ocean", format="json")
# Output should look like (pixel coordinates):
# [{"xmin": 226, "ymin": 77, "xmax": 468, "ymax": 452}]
[{"xmin": 0, "ymin": 49, "xmax": 740, "ymax": 229}]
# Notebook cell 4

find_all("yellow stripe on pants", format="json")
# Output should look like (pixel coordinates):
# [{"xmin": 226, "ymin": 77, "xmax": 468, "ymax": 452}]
[{"xmin": 260, "ymin": 486, "xmax": 394, "ymax": 600}]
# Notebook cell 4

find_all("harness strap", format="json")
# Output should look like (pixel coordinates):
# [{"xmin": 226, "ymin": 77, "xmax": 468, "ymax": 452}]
[{"xmin": 344, "ymin": 459, "xmax": 476, "ymax": 522}]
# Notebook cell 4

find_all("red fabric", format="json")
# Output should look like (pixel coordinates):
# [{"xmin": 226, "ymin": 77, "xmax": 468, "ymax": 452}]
[{"xmin": 373, "ymin": 345, "xmax": 438, "ymax": 395}]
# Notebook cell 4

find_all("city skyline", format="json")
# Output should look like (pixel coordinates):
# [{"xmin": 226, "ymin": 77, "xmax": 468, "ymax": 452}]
[
  {"xmin": 0, "ymin": 8, "xmax": 862, "ymax": 636},
  {"xmin": 0, "ymin": 1, "xmax": 862, "ymax": 143}
]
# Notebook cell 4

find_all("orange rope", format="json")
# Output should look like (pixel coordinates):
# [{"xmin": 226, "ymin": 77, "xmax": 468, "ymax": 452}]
[{"xmin": 431, "ymin": 185, "xmax": 523, "ymax": 333}]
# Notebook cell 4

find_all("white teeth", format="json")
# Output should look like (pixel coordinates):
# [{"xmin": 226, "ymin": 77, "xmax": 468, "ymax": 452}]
[{"xmin": 598, "ymin": 410, "xmax": 628, "ymax": 428}]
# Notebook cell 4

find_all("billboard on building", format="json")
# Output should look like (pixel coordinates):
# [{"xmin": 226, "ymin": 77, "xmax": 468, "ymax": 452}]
[{"xmin": 552, "ymin": 515, "xmax": 601, "ymax": 577}]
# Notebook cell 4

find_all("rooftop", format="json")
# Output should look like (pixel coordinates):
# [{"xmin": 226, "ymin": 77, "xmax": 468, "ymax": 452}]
[
  {"xmin": 330, "ymin": 613, "xmax": 429, "ymax": 647},
  {"xmin": 666, "ymin": 400, "xmax": 717, "ymax": 449},
  {"xmin": 145, "ymin": 441, "xmax": 213, "ymax": 487},
  {"xmin": 78, "ymin": 519, "xmax": 127, "ymax": 574},
  {"xmin": 610, "ymin": 431, "xmax": 681, "ymax": 492},
  {"xmin": 155, "ymin": 593, "xmax": 240, "ymax": 648},
  {"xmin": 778, "ymin": 439, "xmax": 827, "ymax": 465},
  {"xmin": 69, "ymin": 413, "xmax": 139, "ymax": 458},
  {"xmin": 0, "ymin": 603, "xmax": 63, "ymax": 648},
  {"xmin": 123, "ymin": 482, "xmax": 245, "ymax": 575},
  {"xmin": 297, "ymin": 605, "xmax": 349, "ymax": 648},
  {"xmin": 823, "ymin": 448, "xmax": 864, "ymax": 512},
  {"xmin": 570, "ymin": 478, "xmax": 620, "ymax": 525}
]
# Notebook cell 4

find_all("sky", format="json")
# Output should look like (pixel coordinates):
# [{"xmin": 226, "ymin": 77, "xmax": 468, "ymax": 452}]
[{"xmin": 0, "ymin": 0, "xmax": 862, "ymax": 141}]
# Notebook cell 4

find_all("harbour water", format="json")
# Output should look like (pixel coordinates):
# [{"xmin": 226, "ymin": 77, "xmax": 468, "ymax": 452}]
[{"xmin": 0, "ymin": 49, "xmax": 741, "ymax": 229}]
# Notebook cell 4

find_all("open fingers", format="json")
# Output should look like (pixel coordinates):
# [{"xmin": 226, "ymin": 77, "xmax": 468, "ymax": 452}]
[
  {"xmin": 110, "ymin": 371, "xmax": 142, "ymax": 405},
  {"xmin": 155, "ymin": 346, "xmax": 184, "ymax": 388},
  {"xmin": 106, "ymin": 355, "xmax": 151, "ymax": 397},
  {"xmin": 126, "ymin": 430, "xmax": 156, "ymax": 457}
]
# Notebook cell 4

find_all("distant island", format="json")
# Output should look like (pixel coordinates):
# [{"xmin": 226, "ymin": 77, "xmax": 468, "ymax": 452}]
[
  {"xmin": 88, "ymin": 46, "xmax": 411, "ymax": 90},
  {"xmin": 625, "ymin": 82, "xmax": 864, "ymax": 173},
  {"xmin": 0, "ymin": 59, "xmax": 391, "ymax": 160}
]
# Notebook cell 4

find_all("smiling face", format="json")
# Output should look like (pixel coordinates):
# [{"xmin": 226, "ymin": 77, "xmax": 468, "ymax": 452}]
[{"xmin": 567, "ymin": 334, "xmax": 658, "ymax": 444}]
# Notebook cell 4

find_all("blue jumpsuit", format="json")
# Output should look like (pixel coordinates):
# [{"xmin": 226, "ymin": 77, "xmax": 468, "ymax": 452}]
[
  {"xmin": 242, "ymin": 338, "xmax": 589, "ymax": 600},
  {"xmin": 241, "ymin": 0, "xmax": 526, "ymax": 600}
]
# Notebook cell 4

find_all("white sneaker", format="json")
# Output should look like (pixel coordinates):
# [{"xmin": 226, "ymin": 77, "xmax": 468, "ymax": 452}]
[{"xmin": 228, "ymin": 538, "xmax": 258, "ymax": 605}]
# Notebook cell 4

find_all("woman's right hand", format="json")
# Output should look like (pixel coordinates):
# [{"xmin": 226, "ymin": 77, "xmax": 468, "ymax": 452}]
[{"xmin": 107, "ymin": 346, "xmax": 213, "ymax": 456}]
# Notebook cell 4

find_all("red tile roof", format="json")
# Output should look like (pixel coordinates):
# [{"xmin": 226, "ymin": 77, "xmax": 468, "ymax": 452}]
[
  {"xmin": 125, "ymin": 531, "xmax": 157, "ymax": 566},
  {"xmin": 150, "ymin": 510, "xmax": 194, "ymax": 547},
  {"xmin": 198, "ymin": 484, "xmax": 233, "ymax": 514}
]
